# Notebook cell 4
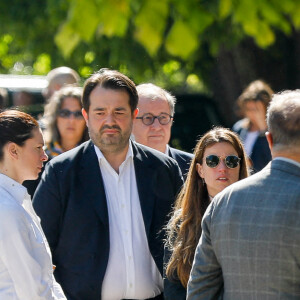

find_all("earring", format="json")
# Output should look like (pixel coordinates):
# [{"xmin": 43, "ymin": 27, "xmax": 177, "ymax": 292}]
[{"xmin": 201, "ymin": 178, "xmax": 206, "ymax": 186}]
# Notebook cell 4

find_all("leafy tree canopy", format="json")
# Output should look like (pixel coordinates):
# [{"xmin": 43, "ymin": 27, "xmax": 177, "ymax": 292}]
[{"xmin": 0, "ymin": 0, "xmax": 299, "ymax": 91}]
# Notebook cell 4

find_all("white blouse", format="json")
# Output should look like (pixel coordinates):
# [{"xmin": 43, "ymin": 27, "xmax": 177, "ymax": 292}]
[{"xmin": 0, "ymin": 173, "xmax": 66, "ymax": 300}]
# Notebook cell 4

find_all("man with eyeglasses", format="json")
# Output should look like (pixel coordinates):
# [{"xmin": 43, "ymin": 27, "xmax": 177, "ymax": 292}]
[
  {"xmin": 187, "ymin": 90, "xmax": 300, "ymax": 299},
  {"xmin": 132, "ymin": 83, "xmax": 193, "ymax": 179}
]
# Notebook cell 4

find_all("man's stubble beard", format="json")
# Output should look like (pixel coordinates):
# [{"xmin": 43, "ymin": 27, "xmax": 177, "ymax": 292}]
[{"xmin": 89, "ymin": 123, "xmax": 133, "ymax": 154}]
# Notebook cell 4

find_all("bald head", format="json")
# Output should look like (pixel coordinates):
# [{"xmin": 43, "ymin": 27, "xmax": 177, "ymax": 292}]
[{"xmin": 43, "ymin": 67, "xmax": 80, "ymax": 100}]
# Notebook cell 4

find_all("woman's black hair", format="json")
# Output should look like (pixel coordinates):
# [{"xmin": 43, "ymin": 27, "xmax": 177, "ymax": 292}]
[{"xmin": 0, "ymin": 110, "xmax": 39, "ymax": 161}]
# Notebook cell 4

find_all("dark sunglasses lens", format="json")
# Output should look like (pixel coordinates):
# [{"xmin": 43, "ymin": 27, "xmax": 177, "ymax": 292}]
[
  {"xmin": 58, "ymin": 109, "xmax": 71, "ymax": 118},
  {"xmin": 74, "ymin": 111, "xmax": 83, "ymax": 119},
  {"xmin": 225, "ymin": 156, "xmax": 240, "ymax": 168},
  {"xmin": 206, "ymin": 155, "xmax": 220, "ymax": 168},
  {"xmin": 59, "ymin": 110, "xmax": 83, "ymax": 119}
]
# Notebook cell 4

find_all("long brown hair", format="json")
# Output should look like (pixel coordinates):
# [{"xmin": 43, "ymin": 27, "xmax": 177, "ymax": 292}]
[{"xmin": 165, "ymin": 127, "xmax": 249, "ymax": 287}]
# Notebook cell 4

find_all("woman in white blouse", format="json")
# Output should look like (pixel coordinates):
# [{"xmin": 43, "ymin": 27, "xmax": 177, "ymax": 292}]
[{"xmin": 0, "ymin": 110, "xmax": 66, "ymax": 299}]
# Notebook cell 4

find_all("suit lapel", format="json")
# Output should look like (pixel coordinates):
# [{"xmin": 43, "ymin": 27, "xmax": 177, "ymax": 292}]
[
  {"xmin": 79, "ymin": 141, "xmax": 109, "ymax": 225},
  {"xmin": 133, "ymin": 143, "xmax": 156, "ymax": 237},
  {"xmin": 168, "ymin": 147, "xmax": 174, "ymax": 159}
]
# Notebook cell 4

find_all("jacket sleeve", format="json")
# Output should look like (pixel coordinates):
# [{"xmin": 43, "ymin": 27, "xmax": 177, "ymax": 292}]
[
  {"xmin": 187, "ymin": 203, "xmax": 224, "ymax": 300},
  {"xmin": 163, "ymin": 245, "xmax": 187, "ymax": 300},
  {"xmin": 33, "ymin": 161, "xmax": 64, "ymax": 253}
]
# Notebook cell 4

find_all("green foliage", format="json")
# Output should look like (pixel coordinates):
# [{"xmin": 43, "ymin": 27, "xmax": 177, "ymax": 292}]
[
  {"xmin": 0, "ymin": 0, "xmax": 299, "ymax": 91},
  {"xmin": 134, "ymin": 0, "xmax": 169, "ymax": 56}
]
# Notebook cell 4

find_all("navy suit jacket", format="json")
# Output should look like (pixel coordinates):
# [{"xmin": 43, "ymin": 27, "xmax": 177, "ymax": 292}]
[
  {"xmin": 169, "ymin": 147, "xmax": 194, "ymax": 180},
  {"xmin": 33, "ymin": 140, "xmax": 183, "ymax": 300},
  {"xmin": 232, "ymin": 118, "xmax": 271, "ymax": 173}
]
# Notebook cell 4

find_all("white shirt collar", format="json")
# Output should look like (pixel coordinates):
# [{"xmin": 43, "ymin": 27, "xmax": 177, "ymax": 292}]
[
  {"xmin": 273, "ymin": 157, "xmax": 300, "ymax": 169},
  {"xmin": 94, "ymin": 141, "xmax": 134, "ymax": 164},
  {"xmin": 164, "ymin": 144, "xmax": 170, "ymax": 156},
  {"xmin": 0, "ymin": 173, "xmax": 28, "ymax": 204}
]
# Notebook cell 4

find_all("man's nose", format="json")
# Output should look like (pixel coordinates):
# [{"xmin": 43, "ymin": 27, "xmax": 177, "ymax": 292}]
[
  {"xmin": 150, "ymin": 117, "xmax": 161, "ymax": 128},
  {"xmin": 105, "ymin": 113, "xmax": 116, "ymax": 124}
]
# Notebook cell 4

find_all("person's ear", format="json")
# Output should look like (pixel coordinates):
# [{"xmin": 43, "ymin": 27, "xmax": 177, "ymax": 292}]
[
  {"xmin": 196, "ymin": 163, "xmax": 204, "ymax": 178},
  {"xmin": 82, "ymin": 108, "xmax": 89, "ymax": 126},
  {"xmin": 7, "ymin": 142, "xmax": 19, "ymax": 159},
  {"xmin": 133, "ymin": 108, "xmax": 139, "ymax": 119},
  {"xmin": 265, "ymin": 132, "xmax": 273, "ymax": 152}
]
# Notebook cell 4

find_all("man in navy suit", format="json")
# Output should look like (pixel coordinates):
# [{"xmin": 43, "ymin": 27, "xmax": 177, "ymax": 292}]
[
  {"xmin": 33, "ymin": 69, "xmax": 183, "ymax": 300},
  {"xmin": 132, "ymin": 83, "xmax": 194, "ymax": 179}
]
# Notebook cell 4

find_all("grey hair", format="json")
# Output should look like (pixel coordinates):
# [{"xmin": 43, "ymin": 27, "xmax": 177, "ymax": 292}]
[
  {"xmin": 136, "ymin": 83, "xmax": 176, "ymax": 115},
  {"xmin": 267, "ymin": 90, "xmax": 300, "ymax": 151},
  {"xmin": 43, "ymin": 85, "xmax": 88, "ymax": 144}
]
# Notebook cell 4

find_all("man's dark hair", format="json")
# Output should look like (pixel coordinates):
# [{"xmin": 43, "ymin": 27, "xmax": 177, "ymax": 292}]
[{"xmin": 82, "ymin": 68, "xmax": 138, "ymax": 113}]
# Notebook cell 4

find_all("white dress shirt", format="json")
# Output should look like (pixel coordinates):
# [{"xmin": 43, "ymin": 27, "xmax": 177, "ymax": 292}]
[
  {"xmin": 0, "ymin": 173, "xmax": 66, "ymax": 300},
  {"xmin": 95, "ymin": 142, "xmax": 163, "ymax": 300}
]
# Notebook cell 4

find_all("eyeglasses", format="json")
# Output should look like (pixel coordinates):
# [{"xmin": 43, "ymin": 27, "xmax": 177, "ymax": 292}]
[
  {"xmin": 58, "ymin": 109, "xmax": 83, "ymax": 119},
  {"xmin": 205, "ymin": 155, "xmax": 241, "ymax": 169},
  {"xmin": 136, "ymin": 113, "xmax": 173, "ymax": 126}
]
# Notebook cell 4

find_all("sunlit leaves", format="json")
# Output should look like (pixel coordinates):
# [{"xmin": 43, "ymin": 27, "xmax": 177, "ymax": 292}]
[
  {"xmin": 290, "ymin": 3, "xmax": 300, "ymax": 28},
  {"xmin": 66, "ymin": 0, "xmax": 99, "ymax": 41},
  {"xmin": 0, "ymin": 0, "xmax": 300, "ymax": 92},
  {"xmin": 134, "ymin": 0, "xmax": 169, "ymax": 56},
  {"xmin": 33, "ymin": 54, "xmax": 51, "ymax": 75},
  {"xmin": 52, "ymin": 0, "xmax": 300, "ymax": 59},
  {"xmin": 55, "ymin": 0, "xmax": 99, "ymax": 57},
  {"xmin": 84, "ymin": 51, "xmax": 96, "ymax": 64},
  {"xmin": 231, "ymin": 0, "xmax": 295, "ymax": 48},
  {"xmin": 55, "ymin": 0, "xmax": 130, "ymax": 57},
  {"xmin": 97, "ymin": 0, "xmax": 130, "ymax": 37},
  {"xmin": 55, "ymin": 23, "xmax": 81, "ymax": 58},
  {"xmin": 0, "ymin": 35, "xmax": 12, "ymax": 58},
  {"xmin": 219, "ymin": 0, "xmax": 232, "ymax": 19},
  {"xmin": 165, "ymin": 20, "xmax": 198, "ymax": 59}
]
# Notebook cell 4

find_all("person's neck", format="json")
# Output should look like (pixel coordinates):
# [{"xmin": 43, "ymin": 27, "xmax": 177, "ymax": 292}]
[
  {"xmin": 0, "ymin": 161, "xmax": 22, "ymax": 184},
  {"xmin": 102, "ymin": 144, "xmax": 129, "ymax": 174},
  {"xmin": 60, "ymin": 139, "xmax": 79, "ymax": 152},
  {"xmin": 272, "ymin": 151, "xmax": 300, "ymax": 164}
]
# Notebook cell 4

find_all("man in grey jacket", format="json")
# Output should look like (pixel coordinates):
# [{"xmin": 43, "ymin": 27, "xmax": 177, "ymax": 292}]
[{"xmin": 187, "ymin": 90, "xmax": 300, "ymax": 299}]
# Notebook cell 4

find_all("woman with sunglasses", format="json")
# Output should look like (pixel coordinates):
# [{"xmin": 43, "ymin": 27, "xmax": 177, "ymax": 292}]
[
  {"xmin": 0, "ymin": 110, "xmax": 66, "ymax": 299},
  {"xmin": 23, "ymin": 86, "xmax": 89, "ymax": 197},
  {"xmin": 164, "ymin": 127, "xmax": 249, "ymax": 300},
  {"xmin": 43, "ymin": 85, "xmax": 88, "ymax": 158}
]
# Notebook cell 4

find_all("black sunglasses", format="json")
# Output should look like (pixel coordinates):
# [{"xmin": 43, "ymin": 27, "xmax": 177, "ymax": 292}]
[
  {"xmin": 205, "ymin": 155, "xmax": 241, "ymax": 169},
  {"xmin": 58, "ymin": 109, "xmax": 83, "ymax": 119},
  {"xmin": 136, "ymin": 113, "xmax": 173, "ymax": 126}
]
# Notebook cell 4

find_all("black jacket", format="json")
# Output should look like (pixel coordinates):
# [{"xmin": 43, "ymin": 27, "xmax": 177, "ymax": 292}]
[{"xmin": 33, "ymin": 140, "xmax": 183, "ymax": 300}]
